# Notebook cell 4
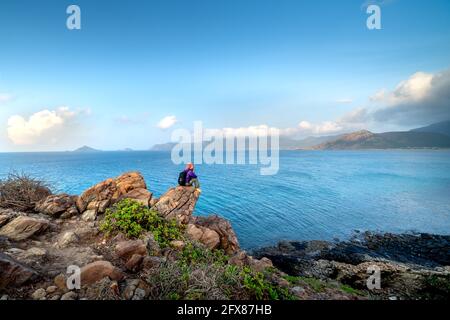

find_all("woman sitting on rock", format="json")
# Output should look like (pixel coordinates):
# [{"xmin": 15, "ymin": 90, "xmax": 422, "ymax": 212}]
[{"xmin": 182, "ymin": 163, "xmax": 201, "ymax": 192}]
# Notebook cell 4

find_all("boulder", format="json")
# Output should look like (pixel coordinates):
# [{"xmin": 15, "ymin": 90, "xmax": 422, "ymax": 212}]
[
  {"xmin": 151, "ymin": 186, "xmax": 200, "ymax": 224},
  {"xmin": 31, "ymin": 288, "xmax": 47, "ymax": 300},
  {"xmin": 35, "ymin": 194, "xmax": 79, "ymax": 218},
  {"xmin": 186, "ymin": 224, "xmax": 220, "ymax": 250},
  {"xmin": 0, "ymin": 252, "xmax": 40, "ymax": 289},
  {"xmin": 170, "ymin": 240, "xmax": 186, "ymax": 250},
  {"xmin": 80, "ymin": 261, "xmax": 125, "ymax": 285},
  {"xmin": 190, "ymin": 215, "xmax": 240, "ymax": 255},
  {"xmin": 6, "ymin": 247, "xmax": 47, "ymax": 265},
  {"xmin": 142, "ymin": 256, "xmax": 163, "ymax": 270},
  {"xmin": 57, "ymin": 231, "xmax": 80, "ymax": 248},
  {"xmin": 0, "ymin": 216, "xmax": 49, "ymax": 241},
  {"xmin": 60, "ymin": 291, "xmax": 78, "ymax": 300},
  {"xmin": 0, "ymin": 215, "xmax": 10, "ymax": 227},
  {"xmin": 118, "ymin": 188, "xmax": 152, "ymax": 207},
  {"xmin": 76, "ymin": 172, "xmax": 147, "ymax": 216},
  {"xmin": 115, "ymin": 240, "xmax": 148, "ymax": 260},
  {"xmin": 229, "ymin": 251, "xmax": 273, "ymax": 272},
  {"xmin": 125, "ymin": 254, "xmax": 144, "ymax": 272}
]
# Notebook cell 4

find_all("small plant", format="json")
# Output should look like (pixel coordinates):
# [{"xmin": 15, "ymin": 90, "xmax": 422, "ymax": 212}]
[
  {"xmin": 0, "ymin": 172, "xmax": 51, "ymax": 212},
  {"xmin": 340, "ymin": 284, "xmax": 363, "ymax": 296},
  {"xmin": 282, "ymin": 275, "xmax": 326, "ymax": 293},
  {"xmin": 241, "ymin": 267, "xmax": 295, "ymax": 300},
  {"xmin": 100, "ymin": 198, "xmax": 184, "ymax": 247}
]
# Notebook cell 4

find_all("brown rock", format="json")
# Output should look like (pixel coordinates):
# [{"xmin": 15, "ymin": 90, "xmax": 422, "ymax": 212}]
[
  {"xmin": 54, "ymin": 274, "xmax": 67, "ymax": 291},
  {"xmin": 142, "ymin": 256, "xmax": 163, "ymax": 270},
  {"xmin": 170, "ymin": 240, "xmax": 186, "ymax": 250},
  {"xmin": 118, "ymin": 188, "xmax": 152, "ymax": 207},
  {"xmin": 0, "ymin": 216, "xmax": 49, "ymax": 241},
  {"xmin": 80, "ymin": 261, "xmax": 124, "ymax": 285},
  {"xmin": 229, "ymin": 251, "xmax": 273, "ymax": 272},
  {"xmin": 0, "ymin": 252, "xmax": 40, "ymax": 289},
  {"xmin": 35, "ymin": 194, "xmax": 79, "ymax": 218},
  {"xmin": 76, "ymin": 172, "xmax": 147, "ymax": 216},
  {"xmin": 0, "ymin": 214, "xmax": 10, "ymax": 227},
  {"xmin": 115, "ymin": 240, "xmax": 148, "ymax": 260},
  {"xmin": 151, "ymin": 186, "xmax": 200, "ymax": 224},
  {"xmin": 190, "ymin": 215, "xmax": 240, "ymax": 255},
  {"xmin": 125, "ymin": 254, "xmax": 144, "ymax": 272},
  {"xmin": 186, "ymin": 224, "xmax": 220, "ymax": 250}
]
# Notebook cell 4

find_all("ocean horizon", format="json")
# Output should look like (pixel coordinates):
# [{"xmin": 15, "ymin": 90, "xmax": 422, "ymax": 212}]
[{"xmin": 1, "ymin": 149, "xmax": 450, "ymax": 249}]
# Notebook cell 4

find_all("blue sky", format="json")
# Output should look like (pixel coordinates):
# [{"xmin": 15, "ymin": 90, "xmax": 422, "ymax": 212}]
[{"xmin": 0, "ymin": 0, "xmax": 450, "ymax": 151}]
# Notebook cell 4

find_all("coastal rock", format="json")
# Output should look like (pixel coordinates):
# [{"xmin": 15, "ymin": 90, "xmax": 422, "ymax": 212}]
[
  {"xmin": 118, "ymin": 188, "xmax": 152, "ymax": 207},
  {"xmin": 0, "ymin": 215, "xmax": 10, "ymax": 227},
  {"xmin": 141, "ymin": 256, "xmax": 163, "ymax": 270},
  {"xmin": 229, "ymin": 251, "xmax": 273, "ymax": 272},
  {"xmin": 254, "ymin": 232, "xmax": 450, "ymax": 299},
  {"xmin": 0, "ymin": 252, "xmax": 40, "ymax": 289},
  {"xmin": 80, "ymin": 261, "xmax": 125, "ymax": 285},
  {"xmin": 6, "ymin": 247, "xmax": 47, "ymax": 265},
  {"xmin": 151, "ymin": 186, "xmax": 200, "ymax": 224},
  {"xmin": 31, "ymin": 288, "xmax": 47, "ymax": 300},
  {"xmin": 125, "ymin": 254, "xmax": 144, "ymax": 272},
  {"xmin": 57, "ymin": 231, "xmax": 80, "ymax": 248},
  {"xmin": 190, "ymin": 215, "xmax": 240, "ymax": 255},
  {"xmin": 35, "ymin": 194, "xmax": 79, "ymax": 218},
  {"xmin": 60, "ymin": 291, "xmax": 78, "ymax": 300},
  {"xmin": 0, "ymin": 216, "xmax": 49, "ymax": 241},
  {"xmin": 170, "ymin": 240, "xmax": 186, "ymax": 250},
  {"xmin": 186, "ymin": 223, "xmax": 220, "ymax": 250},
  {"xmin": 76, "ymin": 172, "xmax": 147, "ymax": 216},
  {"xmin": 115, "ymin": 240, "xmax": 148, "ymax": 260}
]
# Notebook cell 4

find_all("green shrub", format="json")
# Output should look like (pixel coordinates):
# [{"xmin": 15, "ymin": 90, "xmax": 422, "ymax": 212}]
[
  {"xmin": 241, "ymin": 267, "xmax": 295, "ymax": 300},
  {"xmin": 100, "ymin": 198, "xmax": 184, "ymax": 247},
  {"xmin": 340, "ymin": 284, "xmax": 363, "ymax": 296},
  {"xmin": 145, "ymin": 241, "xmax": 294, "ymax": 300}
]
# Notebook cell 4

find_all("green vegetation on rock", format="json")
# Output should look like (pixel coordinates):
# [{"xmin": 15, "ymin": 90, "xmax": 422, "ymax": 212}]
[
  {"xmin": 145, "ymin": 241, "xmax": 295, "ymax": 300},
  {"xmin": 100, "ymin": 199, "xmax": 184, "ymax": 247}
]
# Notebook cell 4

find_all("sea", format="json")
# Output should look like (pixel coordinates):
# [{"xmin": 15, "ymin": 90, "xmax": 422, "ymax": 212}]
[{"xmin": 1, "ymin": 150, "xmax": 449, "ymax": 250}]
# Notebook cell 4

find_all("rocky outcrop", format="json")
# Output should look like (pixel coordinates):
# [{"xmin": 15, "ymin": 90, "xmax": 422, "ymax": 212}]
[
  {"xmin": 0, "ymin": 216, "xmax": 49, "ymax": 241},
  {"xmin": 0, "ymin": 252, "xmax": 40, "ymax": 289},
  {"xmin": 118, "ymin": 188, "xmax": 152, "ymax": 207},
  {"xmin": 254, "ymin": 232, "xmax": 450, "ymax": 299},
  {"xmin": 186, "ymin": 224, "xmax": 220, "ymax": 250},
  {"xmin": 75, "ymin": 172, "xmax": 148, "ymax": 220},
  {"xmin": 151, "ymin": 186, "xmax": 199, "ymax": 224},
  {"xmin": 229, "ymin": 250, "xmax": 274, "ymax": 272},
  {"xmin": 35, "ymin": 194, "xmax": 79, "ymax": 219},
  {"xmin": 189, "ymin": 215, "xmax": 240, "ymax": 255}
]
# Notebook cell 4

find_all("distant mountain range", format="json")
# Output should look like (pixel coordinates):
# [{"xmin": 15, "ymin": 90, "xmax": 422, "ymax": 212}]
[
  {"xmin": 149, "ymin": 121, "xmax": 450, "ymax": 151},
  {"xmin": 72, "ymin": 145, "xmax": 102, "ymax": 153},
  {"xmin": 308, "ymin": 121, "xmax": 450, "ymax": 150}
]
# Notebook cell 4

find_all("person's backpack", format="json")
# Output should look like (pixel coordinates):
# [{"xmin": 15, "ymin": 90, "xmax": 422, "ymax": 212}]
[{"xmin": 178, "ymin": 170, "xmax": 187, "ymax": 186}]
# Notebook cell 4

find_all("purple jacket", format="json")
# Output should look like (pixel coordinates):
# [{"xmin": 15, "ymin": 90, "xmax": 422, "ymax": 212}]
[{"xmin": 184, "ymin": 169, "xmax": 197, "ymax": 184}]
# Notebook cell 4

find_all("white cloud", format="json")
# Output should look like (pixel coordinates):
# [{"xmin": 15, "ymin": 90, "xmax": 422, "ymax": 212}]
[
  {"xmin": 363, "ymin": 69, "xmax": 450, "ymax": 126},
  {"xmin": 7, "ymin": 107, "xmax": 78, "ymax": 145},
  {"xmin": 157, "ymin": 115, "xmax": 177, "ymax": 129},
  {"xmin": 370, "ymin": 72, "xmax": 434, "ymax": 106}
]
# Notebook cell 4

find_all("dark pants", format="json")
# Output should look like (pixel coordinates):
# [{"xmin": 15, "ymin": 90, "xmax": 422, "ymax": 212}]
[{"xmin": 187, "ymin": 178, "xmax": 200, "ymax": 189}]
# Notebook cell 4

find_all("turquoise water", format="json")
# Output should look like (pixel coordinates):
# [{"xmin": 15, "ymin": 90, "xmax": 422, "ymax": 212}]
[{"xmin": 1, "ymin": 150, "xmax": 450, "ymax": 249}]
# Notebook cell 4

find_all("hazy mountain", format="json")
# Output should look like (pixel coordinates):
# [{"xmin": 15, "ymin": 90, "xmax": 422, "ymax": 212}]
[
  {"xmin": 150, "ymin": 122, "xmax": 450, "ymax": 151},
  {"xmin": 150, "ymin": 143, "xmax": 177, "ymax": 151},
  {"xmin": 411, "ymin": 120, "xmax": 450, "ymax": 137},
  {"xmin": 309, "ymin": 130, "xmax": 450, "ymax": 150},
  {"xmin": 292, "ymin": 134, "xmax": 346, "ymax": 149},
  {"xmin": 150, "ymin": 135, "xmax": 346, "ymax": 151},
  {"xmin": 72, "ymin": 145, "xmax": 102, "ymax": 153}
]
